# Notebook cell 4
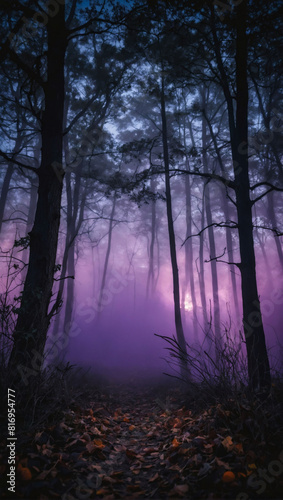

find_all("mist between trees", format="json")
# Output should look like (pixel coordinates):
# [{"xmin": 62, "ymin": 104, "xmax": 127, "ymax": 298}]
[{"xmin": 0, "ymin": 0, "xmax": 282, "ymax": 394}]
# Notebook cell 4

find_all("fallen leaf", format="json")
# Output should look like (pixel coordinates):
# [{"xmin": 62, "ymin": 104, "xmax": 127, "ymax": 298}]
[
  {"xmin": 93, "ymin": 438, "xmax": 105, "ymax": 448},
  {"xmin": 149, "ymin": 473, "xmax": 159, "ymax": 482},
  {"xmin": 171, "ymin": 484, "xmax": 189, "ymax": 496},
  {"xmin": 235, "ymin": 443, "xmax": 243, "ymax": 453},
  {"xmin": 96, "ymin": 488, "xmax": 109, "ymax": 495},
  {"xmin": 172, "ymin": 438, "xmax": 180, "ymax": 448},
  {"xmin": 173, "ymin": 418, "xmax": 182, "ymax": 428},
  {"xmin": 215, "ymin": 457, "xmax": 231, "ymax": 469},
  {"xmin": 86, "ymin": 442, "xmax": 96, "ymax": 454},
  {"xmin": 222, "ymin": 471, "xmax": 236, "ymax": 483},
  {"xmin": 90, "ymin": 426, "xmax": 102, "ymax": 435},
  {"xmin": 18, "ymin": 467, "xmax": 32, "ymax": 481},
  {"xmin": 248, "ymin": 463, "xmax": 257, "ymax": 470},
  {"xmin": 131, "ymin": 468, "xmax": 140, "ymax": 475},
  {"xmin": 126, "ymin": 449, "xmax": 137, "ymax": 459},
  {"xmin": 82, "ymin": 433, "xmax": 91, "ymax": 442},
  {"xmin": 222, "ymin": 436, "xmax": 234, "ymax": 451}
]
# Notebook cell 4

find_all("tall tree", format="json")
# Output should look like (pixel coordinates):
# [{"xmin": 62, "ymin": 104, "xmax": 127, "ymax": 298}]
[
  {"xmin": 7, "ymin": 2, "xmax": 67, "ymax": 383},
  {"xmin": 146, "ymin": 177, "xmax": 158, "ymax": 297},
  {"xmin": 160, "ymin": 71, "xmax": 188, "ymax": 376},
  {"xmin": 201, "ymin": 93, "xmax": 221, "ymax": 354},
  {"xmin": 209, "ymin": 0, "xmax": 271, "ymax": 390},
  {"xmin": 97, "ymin": 191, "xmax": 117, "ymax": 314}
]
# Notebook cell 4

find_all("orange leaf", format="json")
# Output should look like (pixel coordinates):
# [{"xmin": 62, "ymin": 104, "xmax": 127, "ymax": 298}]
[
  {"xmin": 96, "ymin": 489, "xmax": 109, "ymax": 495},
  {"xmin": 19, "ymin": 467, "xmax": 32, "ymax": 481},
  {"xmin": 222, "ymin": 471, "xmax": 236, "ymax": 483},
  {"xmin": 248, "ymin": 463, "xmax": 257, "ymax": 470},
  {"xmin": 173, "ymin": 418, "xmax": 182, "ymax": 428},
  {"xmin": 172, "ymin": 438, "xmax": 180, "ymax": 448},
  {"xmin": 129, "ymin": 425, "xmax": 135, "ymax": 431},
  {"xmin": 93, "ymin": 439, "xmax": 105, "ymax": 449},
  {"xmin": 222, "ymin": 436, "xmax": 234, "ymax": 451},
  {"xmin": 235, "ymin": 443, "xmax": 243, "ymax": 453}
]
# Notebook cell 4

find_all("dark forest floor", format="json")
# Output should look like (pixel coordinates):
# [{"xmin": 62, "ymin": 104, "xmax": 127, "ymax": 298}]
[{"xmin": 1, "ymin": 377, "xmax": 283, "ymax": 500}]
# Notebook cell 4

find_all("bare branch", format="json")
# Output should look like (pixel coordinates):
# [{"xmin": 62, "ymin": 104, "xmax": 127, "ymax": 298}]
[
  {"xmin": 211, "ymin": 259, "xmax": 241, "ymax": 267},
  {"xmin": 169, "ymin": 168, "xmax": 235, "ymax": 189},
  {"xmin": 205, "ymin": 247, "xmax": 226, "ymax": 262},
  {"xmin": 64, "ymin": 94, "xmax": 99, "ymax": 135},
  {"xmin": 66, "ymin": 0, "xmax": 78, "ymax": 28},
  {"xmin": 204, "ymin": 247, "xmax": 241, "ymax": 268},
  {"xmin": 250, "ymin": 182, "xmax": 283, "ymax": 205},
  {"xmin": 251, "ymin": 181, "xmax": 283, "ymax": 192},
  {"xmin": 251, "ymin": 188, "xmax": 274, "ymax": 205},
  {"xmin": 253, "ymin": 225, "xmax": 283, "ymax": 237},
  {"xmin": 0, "ymin": 150, "xmax": 38, "ymax": 174},
  {"xmin": 181, "ymin": 221, "xmax": 238, "ymax": 247},
  {"xmin": 4, "ymin": 46, "xmax": 45, "ymax": 88},
  {"xmin": 53, "ymin": 275, "xmax": 75, "ymax": 282}
]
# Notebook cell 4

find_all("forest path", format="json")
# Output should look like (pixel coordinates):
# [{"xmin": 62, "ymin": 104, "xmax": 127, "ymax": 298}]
[
  {"xmin": 3, "ymin": 382, "xmax": 282, "ymax": 499},
  {"xmin": 71, "ymin": 382, "xmax": 195, "ymax": 499}
]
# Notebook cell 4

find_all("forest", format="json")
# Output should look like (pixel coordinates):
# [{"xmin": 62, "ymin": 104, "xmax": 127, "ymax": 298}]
[{"xmin": 0, "ymin": 0, "xmax": 282, "ymax": 499}]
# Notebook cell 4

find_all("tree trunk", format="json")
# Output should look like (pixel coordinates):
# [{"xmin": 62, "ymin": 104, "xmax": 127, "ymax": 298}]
[
  {"xmin": 0, "ymin": 89, "xmax": 23, "ymax": 233},
  {"xmin": 199, "ymin": 190, "xmax": 209, "ymax": 333},
  {"xmin": 52, "ymin": 165, "xmax": 86, "ymax": 353},
  {"xmin": 62, "ymin": 235, "xmax": 75, "ymax": 351},
  {"xmin": 221, "ymin": 190, "xmax": 241, "ymax": 318},
  {"xmin": 146, "ymin": 177, "xmax": 157, "ymax": 297},
  {"xmin": 8, "ymin": 4, "xmax": 66, "ymax": 386},
  {"xmin": 255, "ymin": 226, "xmax": 271, "ymax": 274},
  {"xmin": 232, "ymin": 1, "xmax": 270, "ymax": 390},
  {"xmin": 202, "ymin": 106, "xmax": 221, "ymax": 354},
  {"xmin": 97, "ymin": 192, "xmax": 117, "ymax": 315},
  {"xmin": 160, "ymin": 74, "xmax": 188, "ymax": 377},
  {"xmin": 21, "ymin": 174, "xmax": 38, "ymax": 277},
  {"xmin": 203, "ymin": 108, "xmax": 240, "ymax": 318},
  {"xmin": 0, "ymin": 164, "xmax": 14, "ymax": 234},
  {"xmin": 181, "ymin": 114, "xmax": 198, "ymax": 341},
  {"xmin": 267, "ymin": 190, "xmax": 283, "ymax": 269},
  {"xmin": 187, "ymin": 117, "xmax": 209, "ymax": 336},
  {"xmin": 210, "ymin": 0, "xmax": 271, "ymax": 391},
  {"xmin": 184, "ymin": 169, "xmax": 198, "ymax": 342}
]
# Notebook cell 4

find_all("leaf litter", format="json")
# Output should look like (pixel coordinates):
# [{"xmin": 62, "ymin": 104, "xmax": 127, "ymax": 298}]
[{"xmin": 0, "ymin": 382, "xmax": 283, "ymax": 499}]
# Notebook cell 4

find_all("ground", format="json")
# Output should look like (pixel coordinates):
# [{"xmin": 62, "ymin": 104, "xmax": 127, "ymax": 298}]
[{"xmin": 0, "ymin": 379, "xmax": 283, "ymax": 499}]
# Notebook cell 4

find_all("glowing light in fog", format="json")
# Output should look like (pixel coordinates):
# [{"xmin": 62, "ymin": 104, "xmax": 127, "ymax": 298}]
[{"xmin": 184, "ymin": 294, "xmax": 193, "ymax": 311}]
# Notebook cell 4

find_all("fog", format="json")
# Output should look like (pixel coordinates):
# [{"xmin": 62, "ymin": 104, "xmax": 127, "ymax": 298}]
[
  {"xmin": 43, "ymin": 219, "xmax": 283, "ymax": 381},
  {"xmin": 1, "ymin": 183, "xmax": 283, "ymax": 382}
]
